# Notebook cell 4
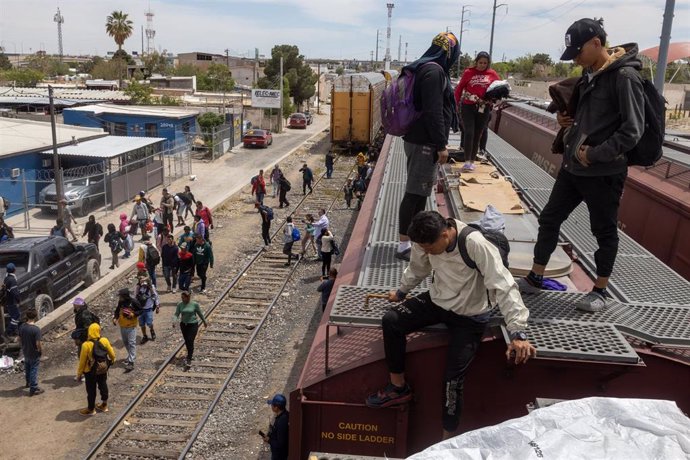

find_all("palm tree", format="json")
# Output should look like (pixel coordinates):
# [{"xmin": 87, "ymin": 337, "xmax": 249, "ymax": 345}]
[{"xmin": 105, "ymin": 11, "xmax": 133, "ymax": 52}]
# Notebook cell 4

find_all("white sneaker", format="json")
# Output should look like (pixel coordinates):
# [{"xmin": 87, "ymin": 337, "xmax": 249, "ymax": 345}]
[{"xmin": 172, "ymin": 288, "xmax": 177, "ymax": 294}]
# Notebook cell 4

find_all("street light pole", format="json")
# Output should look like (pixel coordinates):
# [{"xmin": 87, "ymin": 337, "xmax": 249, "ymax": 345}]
[
  {"xmin": 278, "ymin": 56, "xmax": 284, "ymax": 133},
  {"xmin": 489, "ymin": 0, "xmax": 507, "ymax": 58},
  {"xmin": 459, "ymin": 5, "xmax": 471, "ymax": 76},
  {"xmin": 49, "ymin": 86, "xmax": 64, "ymax": 218},
  {"xmin": 654, "ymin": 0, "xmax": 676, "ymax": 94}
]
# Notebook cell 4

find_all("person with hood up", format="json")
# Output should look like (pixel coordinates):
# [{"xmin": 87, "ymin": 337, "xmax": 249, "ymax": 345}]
[
  {"xmin": 82, "ymin": 215, "xmax": 103, "ymax": 252},
  {"xmin": 76, "ymin": 323, "xmax": 116, "ymax": 415},
  {"xmin": 396, "ymin": 32, "xmax": 460, "ymax": 262},
  {"xmin": 454, "ymin": 51, "xmax": 501, "ymax": 172},
  {"xmin": 517, "ymin": 18, "xmax": 645, "ymax": 313}
]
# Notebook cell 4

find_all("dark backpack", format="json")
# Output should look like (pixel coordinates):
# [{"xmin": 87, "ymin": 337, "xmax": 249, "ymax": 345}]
[
  {"xmin": 282, "ymin": 178, "xmax": 292, "ymax": 192},
  {"xmin": 146, "ymin": 245, "xmax": 161, "ymax": 266},
  {"xmin": 458, "ymin": 224, "xmax": 510, "ymax": 272},
  {"xmin": 261, "ymin": 205, "xmax": 274, "ymax": 221},
  {"xmin": 625, "ymin": 78, "xmax": 666, "ymax": 166},
  {"xmin": 381, "ymin": 62, "xmax": 442, "ymax": 136},
  {"xmin": 91, "ymin": 338, "xmax": 110, "ymax": 375},
  {"xmin": 109, "ymin": 234, "xmax": 123, "ymax": 254},
  {"xmin": 2, "ymin": 197, "xmax": 9, "ymax": 209},
  {"xmin": 251, "ymin": 175, "xmax": 258, "ymax": 186}
]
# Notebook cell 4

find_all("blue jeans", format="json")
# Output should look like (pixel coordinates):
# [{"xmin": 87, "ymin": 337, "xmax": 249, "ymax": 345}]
[
  {"xmin": 179, "ymin": 272, "xmax": 192, "ymax": 292},
  {"xmin": 147, "ymin": 263, "xmax": 157, "ymax": 287},
  {"xmin": 138, "ymin": 309, "xmax": 154, "ymax": 327},
  {"xmin": 25, "ymin": 357, "xmax": 40, "ymax": 392},
  {"xmin": 163, "ymin": 265, "xmax": 178, "ymax": 289},
  {"xmin": 256, "ymin": 192, "xmax": 265, "ymax": 205}
]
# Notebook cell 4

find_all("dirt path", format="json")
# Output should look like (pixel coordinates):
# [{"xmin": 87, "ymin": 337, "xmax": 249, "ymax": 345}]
[{"xmin": 0, "ymin": 133, "xmax": 334, "ymax": 459}]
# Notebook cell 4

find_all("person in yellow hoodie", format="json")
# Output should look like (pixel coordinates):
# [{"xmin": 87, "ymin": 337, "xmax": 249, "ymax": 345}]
[{"xmin": 76, "ymin": 323, "xmax": 116, "ymax": 416}]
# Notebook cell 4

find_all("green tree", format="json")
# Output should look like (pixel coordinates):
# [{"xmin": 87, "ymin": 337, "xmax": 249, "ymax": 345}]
[
  {"xmin": 260, "ymin": 45, "xmax": 317, "ymax": 108},
  {"xmin": 553, "ymin": 62, "xmax": 571, "ymax": 78},
  {"xmin": 91, "ymin": 58, "xmax": 127, "ymax": 80},
  {"xmin": 143, "ymin": 51, "xmax": 171, "ymax": 76},
  {"xmin": 0, "ymin": 53, "xmax": 12, "ymax": 71},
  {"xmin": 174, "ymin": 63, "xmax": 198, "ymax": 77},
  {"xmin": 1, "ymin": 68, "xmax": 44, "ymax": 86},
  {"xmin": 335, "ymin": 65, "xmax": 344, "ymax": 76},
  {"xmin": 106, "ymin": 11, "xmax": 134, "ymax": 52},
  {"xmin": 197, "ymin": 63, "xmax": 234, "ymax": 91},
  {"xmin": 512, "ymin": 54, "xmax": 535, "ymax": 77},
  {"xmin": 198, "ymin": 112, "xmax": 225, "ymax": 130},
  {"xmin": 492, "ymin": 62, "xmax": 512, "ymax": 77},
  {"xmin": 281, "ymin": 75, "xmax": 294, "ymax": 119},
  {"xmin": 24, "ymin": 53, "xmax": 69, "ymax": 76},
  {"xmin": 532, "ymin": 53, "xmax": 553, "ymax": 67},
  {"xmin": 158, "ymin": 95, "xmax": 181, "ymax": 106},
  {"xmin": 123, "ymin": 79, "xmax": 153, "ymax": 104}
]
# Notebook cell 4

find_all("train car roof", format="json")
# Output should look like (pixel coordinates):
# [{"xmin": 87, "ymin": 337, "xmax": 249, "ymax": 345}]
[{"xmin": 333, "ymin": 72, "xmax": 387, "ymax": 92}]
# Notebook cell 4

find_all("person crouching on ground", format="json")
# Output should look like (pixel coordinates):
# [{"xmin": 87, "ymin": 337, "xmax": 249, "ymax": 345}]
[
  {"xmin": 77, "ymin": 323, "xmax": 115, "ymax": 415},
  {"xmin": 366, "ymin": 211, "xmax": 535, "ymax": 440},
  {"xmin": 173, "ymin": 290, "xmax": 207, "ymax": 368}
]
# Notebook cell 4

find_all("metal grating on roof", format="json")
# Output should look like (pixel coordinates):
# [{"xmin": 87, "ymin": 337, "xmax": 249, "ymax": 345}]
[
  {"xmin": 501, "ymin": 320, "xmax": 641, "ymax": 364},
  {"xmin": 605, "ymin": 255, "xmax": 690, "ymax": 305},
  {"xmin": 486, "ymin": 134, "xmax": 530, "ymax": 159},
  {"xmin": 329, "ymin": 285, "xmax": 426, "ymax": 326},
  {"xmin": 360, "ymin": 242, "xmax": 432, "ymax": 289}
]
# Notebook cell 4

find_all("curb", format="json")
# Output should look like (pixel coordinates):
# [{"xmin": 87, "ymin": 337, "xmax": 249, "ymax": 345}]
[{"xmin": 35, "ymin": 125, "xmax": 330, "ymax": 334}]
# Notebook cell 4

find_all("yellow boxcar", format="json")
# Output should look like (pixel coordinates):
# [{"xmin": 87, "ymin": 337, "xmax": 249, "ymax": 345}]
[{"xmin": 331, "ymin": 72, "xmax": 387, "ymax": 150}]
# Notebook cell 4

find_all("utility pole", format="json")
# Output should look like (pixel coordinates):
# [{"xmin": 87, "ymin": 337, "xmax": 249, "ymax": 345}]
[
  {"xmin": 278, "ymin": 56, "xmax": 284, "ymax": 133},
  {"xmin": 49, "ymin": 86, "xmax": 64, "ymax": 219},
  {"xmin": 489, "ymin": 0, "xmax": 507, "ymax": 58},
  {"xmin": 375, "ymin": 29, "xmax": 380, "ymax": 69},
  {"xmin": 317, "ymin": 62, "xmax": 321, "ymax": 115},
  {"xmin": 654, "ymin": 0, "xmax": 676, "ymax": 94},
  {"xmin": 459, "ymin": 5, "xmax": 471, "ymax": 76},
  {"xmin": 404, "ymin": 42, "xmax": 408, "ymax": 65},
  {"xmin": 370, "ymin": 50, "xmax": 374, "ymax": 69},
  {"xmin": 398, "ymin": 35, "xmax": 402, "ymax": 63},
  {"xmin": 384, "ymin": 3, "xmax": 394, "ymax": 71}
]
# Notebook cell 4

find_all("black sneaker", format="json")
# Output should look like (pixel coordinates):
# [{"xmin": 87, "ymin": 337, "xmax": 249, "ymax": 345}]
[
  {"xmin": 151, "ymin": 330, "xmax": 156, "ymax": 341},
  {"xmin": 365, "ymin": 382, "xmax": 412, "ymax": 408},
  {"xmin": 140, "ymin": 336, "xmax": 150, "ymax": 345},
  {"xmin": 394, "ymin": 248, "xmax": 411, "ymax": 262},
  {"xmin": 30, "ymin": 388, "xmax": 45, "ymax": 396}
]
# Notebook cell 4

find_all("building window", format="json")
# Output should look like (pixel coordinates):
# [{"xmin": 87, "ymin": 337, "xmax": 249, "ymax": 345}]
[
  {"xmin": 114, "ymin": 122, "xmax": 127, "ymax": 136},
  {"xmin": 196, "ymin": 53, "xmax": 212, "ymax": 61},
  {"xmin": 145, "ymin": 123, "xmax": 157, "ymax": 137},
  {"xmin": 182, "ymin": 121, "xmax": 190, "ymax": 135}
]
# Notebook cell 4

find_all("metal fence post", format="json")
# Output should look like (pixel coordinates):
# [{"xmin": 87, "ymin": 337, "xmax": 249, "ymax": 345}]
[
  {"xmin": 102, "ymin": 160, "xmax": 109, "ymax": 216},
  {"xmin": 21, "ymin": 169, "xmax": 29, "ymax": 230}
]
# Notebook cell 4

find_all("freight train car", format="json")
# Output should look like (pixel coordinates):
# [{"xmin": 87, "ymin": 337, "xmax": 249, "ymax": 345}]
[{"xmin": 330, "ymin": 72, "xmax": 387, "ymax": 152}]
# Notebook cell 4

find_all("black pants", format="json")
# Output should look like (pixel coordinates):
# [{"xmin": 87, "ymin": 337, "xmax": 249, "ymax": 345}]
[
  {"xmin": 196, "ymin": 263, "xmax": 209, "ymax": 290},
  {"xmin": 279, "ymin": 189, "xmax": 290, "ymax": 207},
  {"xmin": 163, "ymin": 212, "xmax": 174, "ymax": 231},
  {"xmin": 398, "ymin": 193, "xmax": 427, "ymax": 237},
  {"xmin": 321, "ymin": 251, "xmax": 332, "ymax": 276},
  {"xmin": 479, "ymin": 112, "xmax": 492, "ymax": 151},
  {"xmin": 261, "ymin": 221, "xmax": 271, "ymax": 245},
  {"xmin": 534, "ymin": 168, "xmax": 627, "ymax": 278},
  {"xmin": 85, "ymin": 370, "xmax": 109, "ymax": 411},
  {"xmin": 302, "ymin": 180, "xmax": 313, "ymax": 194},
  {"xmin": 180, "ymin": 322, "xmax": 199, "ymax": 360},
  {"xmin": 382, "ymin": 291, "xmax": 487, "ymax": 432},
  {"xmin": 461, "ymin": 104, "xmax": 490, "ymax": 162}
]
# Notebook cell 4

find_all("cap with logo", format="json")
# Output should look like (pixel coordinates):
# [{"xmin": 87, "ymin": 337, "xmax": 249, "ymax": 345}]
[{"xmin": 560, "ymin": 18, "xmax": 606, "ymax": 61}]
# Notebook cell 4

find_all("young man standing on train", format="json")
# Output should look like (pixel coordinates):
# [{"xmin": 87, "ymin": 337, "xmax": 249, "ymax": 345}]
[
  {"xmin": 395, "ymin": 32, "xmax": 460, "ymax": 262},
  {"xmin": 367, "ymin": 211, "xmax": 535, "ymax": 440},
  {"xmin": 517, "ymin": 19, "xmax": 645, "ymax": 312}
]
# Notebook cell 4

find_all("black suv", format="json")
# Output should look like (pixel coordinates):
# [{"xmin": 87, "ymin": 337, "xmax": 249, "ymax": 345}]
[{"xmin": 1, "ymin": 236, "xmax": 101, "ymax": 319}]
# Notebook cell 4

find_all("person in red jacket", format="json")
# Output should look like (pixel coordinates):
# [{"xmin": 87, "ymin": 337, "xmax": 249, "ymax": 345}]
[
  {"xmin": 251, "ymin": 169, "xmax": 267, "ymax": 205},
  {"xmin": 454, "ymin": 52, "xmax": 501, "ymax": 172},
  {"xmin": 194, "ymin": 201, "xmax": 213, "ymax": 241}
]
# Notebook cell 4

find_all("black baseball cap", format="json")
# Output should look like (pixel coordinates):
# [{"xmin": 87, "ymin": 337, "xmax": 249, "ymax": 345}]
[{"xmin": 560, "ymin": 18, "xmax": 606, "ymax": 61}]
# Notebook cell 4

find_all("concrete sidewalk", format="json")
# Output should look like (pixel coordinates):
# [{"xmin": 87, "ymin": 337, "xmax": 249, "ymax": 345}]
[{"xmin": 31, "ymin": 110, "xmax": 331, "ymax": 331}]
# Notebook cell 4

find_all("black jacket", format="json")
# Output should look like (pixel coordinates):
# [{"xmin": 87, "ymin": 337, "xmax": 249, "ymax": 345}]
[
  {"xmin": 562, "ymin": 43, "xmax": 645, "ymax": 176},
  {"xmin": 403, "ymin": 64, "xmax": 453, "ymax": 151},
  {"xmin": 268, "ymin": 410, "xmax": 289, "ymax": 460}
]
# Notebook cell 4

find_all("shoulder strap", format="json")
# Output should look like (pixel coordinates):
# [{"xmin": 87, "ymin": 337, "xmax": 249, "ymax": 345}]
[{"xmin": 457, "ymin": 226, "xmax": 479, "ymax": 269}]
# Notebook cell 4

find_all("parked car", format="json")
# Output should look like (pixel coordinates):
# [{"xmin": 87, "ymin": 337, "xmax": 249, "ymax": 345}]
[
  {"xmin": 303, "ymin": 111, "xmax": 314, "ymax": 125},
  {"xmin": 243, "ymin": 129, "xmax": 273, "ymax": 148},
  {"xmin": 0, "ymin": 236, "xmax": 101, "ymax": 320},
  {"xmin": 39, "ymin": 176, "xmax": 105, "ymax": 216},
  {"xmin": 288, "ymin": 113, "xmax": 308, "ymax": 129}
]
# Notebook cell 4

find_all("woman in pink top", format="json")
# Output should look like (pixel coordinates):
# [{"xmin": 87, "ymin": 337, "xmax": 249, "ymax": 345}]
[{"xmin": 454, "ymin": 51, "xmax": 501, "ymax": 171}]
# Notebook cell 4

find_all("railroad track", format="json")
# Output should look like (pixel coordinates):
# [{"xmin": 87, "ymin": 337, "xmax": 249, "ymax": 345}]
[{"xmin": 85, "ymin": 156, "xmax": 355, "ymax": 460}]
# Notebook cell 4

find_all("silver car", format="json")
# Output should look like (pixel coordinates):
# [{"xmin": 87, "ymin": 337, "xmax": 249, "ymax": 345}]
[{"xmin": 39, "ymin": 176, "xmax": 105, "ymax": 216}]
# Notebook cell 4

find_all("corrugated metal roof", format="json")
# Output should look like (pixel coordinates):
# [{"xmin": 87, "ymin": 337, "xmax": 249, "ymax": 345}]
[
  {"xmin": 65, "ymin": 103, "xmax": 200, "ymax": 119},
  {"xmin": 39, "ymin": 135, "xmax": 167, "ymax": 158},
  {"xmin": 0, "ymin": 118, "xmax": 107, "ymax": 158},
  {"xmin": 0, "ymin": 96, "xmax": 99, "ymax": 106},
  {"xmin": 0, "ymin": 86, "xmax": 130, "ymax": 101}
]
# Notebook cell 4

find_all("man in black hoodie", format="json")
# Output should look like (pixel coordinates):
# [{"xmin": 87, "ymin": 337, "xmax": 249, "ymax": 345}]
[
  {"xmin": 518, "ymin": 18, "xmax": 645, "ymax": 313},
  {"xmin": 396, "ymin": 32, "xmax": 459, "ymax": 261}
]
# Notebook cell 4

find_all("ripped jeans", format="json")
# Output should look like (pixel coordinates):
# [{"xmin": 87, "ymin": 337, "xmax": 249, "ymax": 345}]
[{"xmin": 381, "ymin": 291, "xmax": 487, "ymax": 432}]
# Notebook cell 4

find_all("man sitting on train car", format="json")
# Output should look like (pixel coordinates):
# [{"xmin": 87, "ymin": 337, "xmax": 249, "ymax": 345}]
[
  {"xmin": 366, "ymin": 211, "xmax": 535, "ymax": 439},
  {"xmin": 517, "ymin": 18, "xmax": 645, "ymax": 312}
]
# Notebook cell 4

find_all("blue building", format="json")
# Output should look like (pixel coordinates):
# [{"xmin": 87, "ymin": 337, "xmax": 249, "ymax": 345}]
[{"xmin": 62, "ymin": 103, "xmax": 199, "ymax": 146}]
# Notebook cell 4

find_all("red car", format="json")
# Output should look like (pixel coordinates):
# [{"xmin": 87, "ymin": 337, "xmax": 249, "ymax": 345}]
[
  {"xmin": 243, "ymin": 129, "xmax": 273, "ymax": 148},
  {"xmin": 288, "ymin": 113, "xmax": 307, "ymax": 129}
]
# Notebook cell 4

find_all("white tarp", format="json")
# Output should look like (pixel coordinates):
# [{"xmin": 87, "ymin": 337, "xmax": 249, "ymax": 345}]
[{"xmin": 408, "ymin": 398, "xmax": 690, "ymax": 460}]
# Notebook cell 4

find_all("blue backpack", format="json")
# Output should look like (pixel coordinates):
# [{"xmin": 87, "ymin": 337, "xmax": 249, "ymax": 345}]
[
  {"xmin": 292, "ymin": 227, "xmax": 301, "ymax": 242},
  {"xmin": 381, "ymin": 62, "xmax": 442, "ymax": 136},
  {"xmin": 261, "ymin": 205, "xmax": 274, "ymax": 221}
]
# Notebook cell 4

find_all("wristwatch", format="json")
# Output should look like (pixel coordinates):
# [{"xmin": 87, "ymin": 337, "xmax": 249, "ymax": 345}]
[{"xmin": 510, "ymin": 331, "xmax": 528, "ymax": 341}]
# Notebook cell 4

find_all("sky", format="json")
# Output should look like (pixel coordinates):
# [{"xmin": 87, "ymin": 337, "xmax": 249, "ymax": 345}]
[{"xmin": 0, "ymin": 0, "xmax": 689, "ymax": 63}]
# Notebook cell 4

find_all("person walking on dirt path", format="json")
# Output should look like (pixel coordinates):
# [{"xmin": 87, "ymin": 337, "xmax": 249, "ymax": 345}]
[
  {"xmin": 178, "ymin": 243, "xmax": 194, "ymax": 292},
  {"xmin": 135, "ymin": 277, "xmax": 160, "ymax": 344},
  {"xmin": 77, "ymin": 323, "xmax": 115, "ymax": 415},
  {"xmin": 195, "ymin": 201, "xmax": 213, "ymax": 241},
  {"xmin": 181, "ymin": 186, "xmax": 196, "ymax": 221},
  {"xmin": 82, "ymin": 215, "xmax": 103, "ymax": 252},
  {"xmin": 173, "ymin": 290, "xmax": 207, "ymax": 368},
  {"xmin": 278, "ymin": 172, "xmax": 291, "ymax": 208},
  {"xmin": 319, "ymin": 228, "xmax": 335, "ymax": 277},
  {"xmin": 283, "ymin": 216, "xmax": 297, "ymax": 266},
  {"xmin": 19, "ymin": 309, "xmax": 44, "ymax": 396},
  {"xmin": 142, "ymin": 236, "xmax": 161, "ymax": 288},
  {"xmin": 162, "ymin": 234, "xmax": 180, "ymax": 293},
  {"xmin": 270, "ymin": 165, "xmax": 282, "ymax": 198},
  {"xmin": 252, "ymin": 169, "xmax": 267, "ymax": 205},
  {"xmin": 343, "ymin": 179, "xmax": 354, "ymax": 209},
  {"xmin": 299, "ymin": 163, "xmax": 314, "ymax": 195},
  {"xmin": 113, "ymin": 288, "xmax": 142, "ymax": 371},
  {"xmin": 257, "ymin": 202, "xmax": 272, "ymax": 248},
  {"xmin": 300, "ymin": 214, "xmax": 317, "ymax": 257},
  {"xmin": 193, "ymin": 214, "xmax": 206, "ymax": 242},
  {"xmin": 103, "ymin": 223, "xmax": 123, "ymax": 270},
  {"xmin": 313, "ymin": 209, "xmax": 329, "ymax": 260},
  {"xmin": 118, "ymin": 212, "xmax": 128, "ymax": 235},
  {"xmin": 2, "ymin": 262, "xmax": 20, "ymax": 336},
  {"xmin": 317, "ymin": 268, "xmax": 338, "ymax": 312},
  {"xmin": 70, "ymin": 297, "xmax": 99, "ymax": 356},
  {"xmin": 59, "ymin": 200, "xmax": 79, "ymax": 242},
  {"xmin": 325, "ymin": 150, "xmax": 335, "ymax": 179},
  {"xmin": 263, "ymin": 394, "xmax": 289, "ymax": 460},
  {"xmin": 131, "ymin": 196, "xmax": 150, "ymax": 240},
  {"xmin": 193, "ymin": 234, "xmax": 213, "ymax": 294},
  {"xmin": 396, "ymin": 32, "xmax": 460, "ymax": 262},
  {"xmin": 160, "ymin": 188, "xmax": 175, "ymax": 231}
]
